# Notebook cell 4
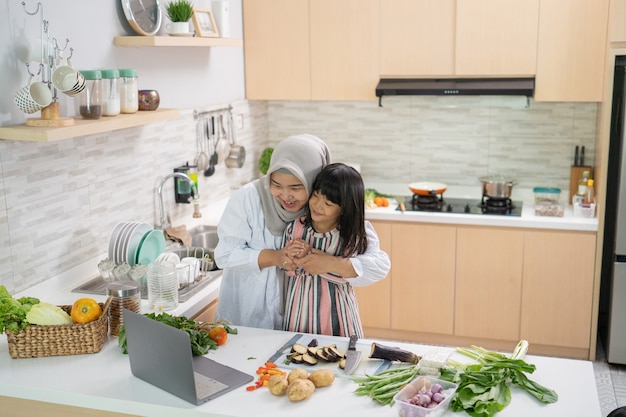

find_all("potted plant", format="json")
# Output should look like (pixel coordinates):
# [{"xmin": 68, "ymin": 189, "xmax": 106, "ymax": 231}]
[{"xmin": 165, "ymin": 0, "xmax": 194, "ymax": 23}]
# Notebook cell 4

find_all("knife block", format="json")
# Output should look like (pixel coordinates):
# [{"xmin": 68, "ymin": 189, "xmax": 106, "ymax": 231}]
[{"xmin": 569, "ymin": 166, "xmax": 593, "ymax": 204}]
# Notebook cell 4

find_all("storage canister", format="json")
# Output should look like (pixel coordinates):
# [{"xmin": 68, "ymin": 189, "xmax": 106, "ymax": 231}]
[
  {"xmin": 119, "ymin": 68, "xmax": 138, "ymax": 114},
  {"xmin": 106, "ymin": 280, "xmax": 141, "ymax": 336},
  {"xmin": 78, "ymin": 70, "xmax": 102, "ymax": 119},
  {"xmin": 101, "ymin": 69, "xmax": 120, "ymax": 116},
  {"xmin": 147, "ymin": 261, "xmax": 179, "ymax": 311}
]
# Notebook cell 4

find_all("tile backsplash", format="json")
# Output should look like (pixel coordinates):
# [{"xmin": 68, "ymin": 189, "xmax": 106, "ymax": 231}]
[{"xmin": 0, "ymin": 96, "xmax": 597, "ymax": 292}]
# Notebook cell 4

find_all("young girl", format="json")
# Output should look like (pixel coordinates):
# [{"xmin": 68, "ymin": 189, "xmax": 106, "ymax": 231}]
[{"xmin": 281, "ymin": 163, "xmax": 390, "ymax": 337}]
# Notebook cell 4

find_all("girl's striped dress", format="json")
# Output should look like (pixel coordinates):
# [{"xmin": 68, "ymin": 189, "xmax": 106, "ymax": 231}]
[{"xmin": 282, "ymin": 216, "xmax": 364, "ymax": 338}]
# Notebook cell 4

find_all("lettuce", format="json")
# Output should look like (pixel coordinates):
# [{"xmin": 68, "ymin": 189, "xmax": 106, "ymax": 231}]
[
  {"xmin": 25, "ymin": 302, "xmax": 72, "ymax": 326},
  {"xmin": 0, "ymin": 285, "xmax": 40, "ymax": 333}
]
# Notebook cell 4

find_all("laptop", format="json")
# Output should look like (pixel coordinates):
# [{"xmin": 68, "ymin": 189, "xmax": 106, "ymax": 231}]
[{"xmin": 122, "ymin": 309, "xmax": 254, "ymax": 405}]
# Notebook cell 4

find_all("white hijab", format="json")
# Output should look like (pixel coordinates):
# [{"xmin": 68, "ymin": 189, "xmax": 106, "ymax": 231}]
[{"xmin": 253, "ymin": 134, "xmax": 331, "ymax": 236}]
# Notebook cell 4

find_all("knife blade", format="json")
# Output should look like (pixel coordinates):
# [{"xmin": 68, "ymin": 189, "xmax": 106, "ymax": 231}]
[
  {"xmin": 574, "ymin": 145, "xmax": 579, "ymax": 166},
  {"xmin": 581, "ymin": 146, "xmax": 585, "ymax": 166},
  {"xmin": 266, "ymin": 334, "xmax": 303, "ymax": 364},
  {"xmin": 343, "ymin": 334, "xmax": 362, "ymax": 375}
]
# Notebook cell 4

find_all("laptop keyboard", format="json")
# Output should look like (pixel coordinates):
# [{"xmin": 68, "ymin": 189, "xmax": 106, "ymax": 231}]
[{"xmin": 194, "ymin": 372, "xmax": 228, "ymax": 398}]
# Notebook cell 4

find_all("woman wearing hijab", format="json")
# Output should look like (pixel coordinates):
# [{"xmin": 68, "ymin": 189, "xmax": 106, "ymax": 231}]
[{"xmin": 214, "ymin": 134, "xmax": 332, "ymax": 329}]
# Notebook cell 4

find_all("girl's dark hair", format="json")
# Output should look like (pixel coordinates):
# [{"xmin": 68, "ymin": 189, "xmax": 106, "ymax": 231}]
[
  {"xmin": 608, "ymin": 406, "xmax": 626, "ymax": 417},
  {"xmin": 305, "ymin": 163, "xmax": 367, "ymax": 256}
]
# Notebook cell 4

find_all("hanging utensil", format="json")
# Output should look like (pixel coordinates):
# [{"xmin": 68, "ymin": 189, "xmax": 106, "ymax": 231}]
[
  {"xmin": 225, "ymin": 112, "xmax": 246, "ymax": 168},
  {"xmin": 203, "ymin": 118, "xmax": 215, "ymax": 177},
  {"xmin": 194, "ymin": 120, "xmax": 209, "ymax": 172},
  {"xmin": 210, "ymin": 115, "xmax": 219, "ymax": 166}
]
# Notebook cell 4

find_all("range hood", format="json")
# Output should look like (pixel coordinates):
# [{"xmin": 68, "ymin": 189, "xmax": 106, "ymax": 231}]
[{"xmin": 375, "ymin": 78, "xmax": 534, "ymax": 106}]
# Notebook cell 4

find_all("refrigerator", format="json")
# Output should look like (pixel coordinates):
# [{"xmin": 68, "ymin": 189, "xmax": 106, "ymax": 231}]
[{"xmin": 601, "ymin": 56, "xmax": 626, "ymax": 364}]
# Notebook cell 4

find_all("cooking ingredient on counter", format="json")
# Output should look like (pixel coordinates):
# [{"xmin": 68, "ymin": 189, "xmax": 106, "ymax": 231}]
[
  {"xmin": 365, "ymin": 188, "xmax": 393, "ymax": 209},
  {"xmin": 285, "ymin": 340, "xmax": 346, "ymax": 366},
  {"xmin": 118, "ymin": 312, "xmax": 238, "ymax": 355},
  {"xmin": 0, "ymin": 285, "xmax": 40, "ymax": 333},
  {"xmin": 398, "ymin": 376, "xmax": 449, "ymax": 408},
  {"xmin": 308, "ymin": 369, "xmax": 335, "ymax": 387},
  {"xmin": 374, "ymin": 196, "xmax": 389, "ymax": 207},
  {"xmin": 353, "ymin": 364, "xmax": 420, "ymax": 405},
  {"xmin": 369, "ymin": 342, "xmax": 421, "ymax": 364},
  {"xmin": 439, "ymin": 340, "xmax": 558, "ymax": 417},
  {"xmin": 25, "ymin": 302, "xmax": 73, "ymax": 325},
  {"xmin": 247, "ymin": 361, "xmax": 286, "ymax": 391},
  {"xmin": 287, "ymin": 378, "xmax": 316, "ymax": 402},
  {"xmin": 70, "ymin": 298, "xmax": 102, "ymax": 324},
  {"xmin": 208, "ymin": 326, "xmax": 228, "ymax": 345}
]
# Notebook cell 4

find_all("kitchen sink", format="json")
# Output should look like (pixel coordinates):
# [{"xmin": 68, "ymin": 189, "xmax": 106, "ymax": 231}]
[{"xmin": 73, "ymin": 224, "xmax": 223, "ymax": 303}]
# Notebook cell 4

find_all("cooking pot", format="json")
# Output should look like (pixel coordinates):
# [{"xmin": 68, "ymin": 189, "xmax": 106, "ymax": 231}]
[
  {"xmin": 479, "ymin": 175, "xmax": 517, "ymax": 198},
  {"xmin": 225, "ymin": 144, "xmax": 246, "ymax": 168},
  {"xmin": 408, "ymin": 181, "xmax": 447, "ymax": 196}
]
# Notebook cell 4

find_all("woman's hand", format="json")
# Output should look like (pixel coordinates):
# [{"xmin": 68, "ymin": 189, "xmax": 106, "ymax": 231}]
[{"xmin": 294, "ymin": 248, "xmax": 356, "ymax": 277}]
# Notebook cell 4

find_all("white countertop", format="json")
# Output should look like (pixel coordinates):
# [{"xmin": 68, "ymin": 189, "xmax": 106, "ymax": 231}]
[
  {"xmin": 363, "ymin": 183, "xmax": 598, "ymax": 232},
  {"xmin": 0, "ymin": 324, "xmax": 602, "ymax": 417}
]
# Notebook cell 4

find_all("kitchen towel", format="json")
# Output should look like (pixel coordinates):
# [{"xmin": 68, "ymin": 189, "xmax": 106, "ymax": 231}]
[{"xmin": 164, "ymin": 225, "xmax": 192, "ymax": 247}]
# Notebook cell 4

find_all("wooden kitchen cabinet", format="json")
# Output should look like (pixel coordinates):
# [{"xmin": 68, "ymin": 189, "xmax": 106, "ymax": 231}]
[
  {"xmin": 520, "ymin": 230, "xmax": 596, "ymax": 355},
  {"xmin": 534, "ymin": 0, "xmax": 610, "ymax": 102},
  {"xmin": 390, "ymin": 223, "xmax": 456, "ymax": 335},
  {"xmin": 380, "ymin": 0, "xmax": 538, "ymax": 78},
  {"xmin": 243, "ymin": 0, "xmax": 310, "ymax": 100},
  {"xmin": 191, "ymin": 298, "xmax": 219, "ymax": 323},
  {"xmin": 455, "ymin": 226, "xmax": 524, "ymax": 342},
  {"xmin": 379, "ymin": 0, "xmax": 455, "ymax": 76},
  {"xmin": 310, "ymin": 0, "xmax": 379, "ymax": 100},
  {"xmin": 455, "ymin": 0, "xmax": 539, "ymax": 76},
  {"xmin": 354, "ymin": 220, "xmax": 391, "ymax": 331},
  {"xmin": 609, "ymin": 0, "xmax": 626, "ymax": 43}
]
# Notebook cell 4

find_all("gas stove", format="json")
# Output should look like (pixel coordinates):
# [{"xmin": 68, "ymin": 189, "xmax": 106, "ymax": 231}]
[{"xmin": 397, "ymin": 195, "xmax": 523, "ymax": 216}]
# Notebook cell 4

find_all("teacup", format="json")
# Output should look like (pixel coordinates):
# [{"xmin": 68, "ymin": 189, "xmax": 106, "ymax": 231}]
[
  {"xmin": 14, "ymin": 76, "xmax": 52, "ymax": 114},
  {"xmin": 52, "ymin": 62, "xmax": 86, "ymax": 96},
  {"xmin": 166, "ymin": 21, "xmax": 191, "ymax": 35}
]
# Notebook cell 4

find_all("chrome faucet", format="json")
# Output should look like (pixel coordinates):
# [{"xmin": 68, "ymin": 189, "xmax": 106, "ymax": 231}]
[{"xmin": 156, "ymin": 172, "xmax": 201, "ymax": 230}]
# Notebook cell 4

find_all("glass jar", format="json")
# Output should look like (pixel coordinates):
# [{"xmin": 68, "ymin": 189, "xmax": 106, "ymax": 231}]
[
  {"xmin": 78, "ymin": 70, "xmax": 102, "ymax": 119},
  {"xmin": 101, "ymin": 69, "xmax": 120, "ymax": 116},
  {"xmin": 146, "ymin": 261, "xmax": 179, "ymax": 311},
  {"xmin": 106, "ymin": 280, "xmax": 141, "ymax": 337},
  {"xmin": 119, "ymin": 68, "xmax": 138, "ymax": 114}
]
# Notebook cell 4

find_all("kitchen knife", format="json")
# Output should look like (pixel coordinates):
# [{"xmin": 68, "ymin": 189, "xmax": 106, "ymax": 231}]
[
  {"xmin": 266, "ymin": 334, "xmax": 303, "ymax": 364},
  {"xmin": 574, "ymin": 146, "xmax": 579, "ymax": 166},
  {"xmin": 343, "ymin": 334, "xmax": 362, "ymax": 375},
  {"xmin": 581, "ymin": 146, "xmax": 585, "ymax": 166}
]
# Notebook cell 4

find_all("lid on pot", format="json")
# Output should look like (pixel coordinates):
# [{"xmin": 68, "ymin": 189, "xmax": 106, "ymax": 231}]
[{"xmin": 479, "ymin": 174, "xmax": 516, "ymax": 184}]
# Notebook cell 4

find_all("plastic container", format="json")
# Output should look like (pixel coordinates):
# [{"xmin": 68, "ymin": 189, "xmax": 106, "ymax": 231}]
[
  {"xmin": 534, "ymin": 202, "xmax": 564, "ymax": 217},
  {"xmin": 574, "ymin": 202, "xmax": 596, "ymax": 218},
  {"xmin": 106, "ymin": 280, "xmax": 141, "ymax": 337},
  {"xmin": 533, "ymin": 187, "xmax": 561, "ymax": 204},
  {"xmin": 101, "ymin": 69, "xmax": 120, "ymax": 116},
  {"xmin": 119, "ymin": 68, "xmax": 138, "ymax": 114},
  {"xmin": 394, "ymin": 376, "xmax": 457, "ymax": 417},
  {"xmin": 78, "ymin": 70, "xmax": 102, "ymax": 119}
]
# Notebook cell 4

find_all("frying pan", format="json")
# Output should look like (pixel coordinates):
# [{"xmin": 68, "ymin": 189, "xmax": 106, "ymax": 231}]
[{"xmin": 408, "ymin": 181, "xmax": 447, "ymax": 196}]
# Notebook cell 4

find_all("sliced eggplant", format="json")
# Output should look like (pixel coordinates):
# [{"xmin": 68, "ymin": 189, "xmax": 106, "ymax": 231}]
[
  {"xmin": 324, "ymin": 346, "xmax": 338, "ymax": 362},
  {"xmin": 291, "ymin": 343, "xmax": 309, "ymax": 355},
  {"xmin": 307, "ymin": 339, "xmax": 318, "ymax": 347},
  {"xmin": 302, "ymin": 352, "xmax": 318, "ymax": 366},
  {"xmin": 289, "ymin": 354, "xmax": 304, "ymax": 364},
  {"xmin": 316, "ymin": 348, "xmax": 330, "ymax": 361},
  {"xmin": 327, "ymin": 346, "xmax": 345, "ymax": 361}
]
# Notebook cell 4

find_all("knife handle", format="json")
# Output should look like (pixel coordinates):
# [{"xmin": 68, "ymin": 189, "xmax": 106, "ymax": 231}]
[{"xmin": 348, "ymin": 334, "xmax": 358, "ymax": 350}]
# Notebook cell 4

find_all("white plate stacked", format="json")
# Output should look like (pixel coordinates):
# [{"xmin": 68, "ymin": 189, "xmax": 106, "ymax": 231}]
[{"xmin": 108, "ymin": 222, "xmax": 153, "ymax": 265}]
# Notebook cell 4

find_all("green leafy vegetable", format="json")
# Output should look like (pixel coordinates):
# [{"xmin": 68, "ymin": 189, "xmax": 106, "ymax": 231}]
[
  {"xmin": 117, "ymin": 312, "xmax": 237, "ymax": 356},
  {"xmin": 439, "ymin": 340, "xmax": 558, "ymax": 417},
  {"xmin": 0, "ymin": 285, "xmax": 40, "ymax": 334},
  {"xmin": 259, "ymin": 147, "xmax": 274, "ymax": 175},
  {"xmin": 365, "ymin": 188, "xmax": 393, "ymax": 201},
  {"xmin": 352, "ymin": 364, "xmax": 419, "ymax": 406},
  {"xmin": 25, "ymin": 302, "xmax": 72, "ymax": 325}
]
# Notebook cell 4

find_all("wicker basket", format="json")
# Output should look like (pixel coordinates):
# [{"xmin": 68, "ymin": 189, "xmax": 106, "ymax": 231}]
[{"xmin": 6, "ymin": 297, "xmax": 111, "ymax": 359}]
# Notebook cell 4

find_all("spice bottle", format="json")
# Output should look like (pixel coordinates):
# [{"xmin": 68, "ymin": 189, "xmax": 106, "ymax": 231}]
[
  {"xmin": 119, "ymin": 68, "xmax": 138, "ymax": 114},
  {"xmin": 584, "ymin": 179, "xmax": 595, "ymax": 206},
  {"xmin": 79, "ymin": 70, "xmax": 102, "ymax": 119},
  {"xmin": 101, "ymin": 69, "xmax": 120, "ymax": 116},
  {"xmin": 106, "ymin": 280, "xmax": 141, "ymax": 337}
]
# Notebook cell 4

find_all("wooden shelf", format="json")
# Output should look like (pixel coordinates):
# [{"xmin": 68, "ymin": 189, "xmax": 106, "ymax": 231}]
[
  {"xmin": 0, "ymin": 108, "xmax": 181, "ymax": 142},
  {"xmin": 113, "ymin": 36, "xmax": 243, "ymax": 47}
]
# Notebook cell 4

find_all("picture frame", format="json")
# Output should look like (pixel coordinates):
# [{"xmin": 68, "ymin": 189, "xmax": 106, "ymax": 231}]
[{"xmin": 192, "ymin": 8, "xmax": 220, "ymax": 38}]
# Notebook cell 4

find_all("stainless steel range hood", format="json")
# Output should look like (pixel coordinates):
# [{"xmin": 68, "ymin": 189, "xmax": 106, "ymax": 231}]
[{"xmin": 375, "ymin": 78, "xmax": 534, "ymax": 106}]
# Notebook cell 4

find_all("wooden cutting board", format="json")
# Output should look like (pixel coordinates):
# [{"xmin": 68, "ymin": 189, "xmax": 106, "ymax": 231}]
[{"xmin": 266, "ymin": 333, "xmax": 395, "ymax": 377}]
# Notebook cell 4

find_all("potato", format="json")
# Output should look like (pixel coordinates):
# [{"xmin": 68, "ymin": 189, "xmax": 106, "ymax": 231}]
[
  {"xmin": 287, "ymin": 368, "xmax": 309, "ymax": 384},
  {"xmin": 267, "ymin": 374, "xmax": 289, "ymax": 396},
  {"xmin": 308, "ymin": 369, "xmax": 335, "ymax": 387},
  {"xmin": 286, "ymin": 378, "xmax": 316, "ymax": 402}
]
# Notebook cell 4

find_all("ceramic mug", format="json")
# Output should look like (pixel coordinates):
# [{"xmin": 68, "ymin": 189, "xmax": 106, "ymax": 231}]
[
  {"xmin": 14, "ymin": 76, "xmax": 53, "ymax": 114},
  {"xmin": 166, "ymin": 21, "xmax": 190, "ymax": 35},
  {"xmin": 52, "ymin": 62, "xmax": 86, "ymax": 96},
  {"xmin": 181, "ymin": 257, "xmax": 200, "ymax": 281}
]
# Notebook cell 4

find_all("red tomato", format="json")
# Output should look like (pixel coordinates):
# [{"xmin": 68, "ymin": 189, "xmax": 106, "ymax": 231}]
[{"xmin": 208, "ymin": 327, "xmax": 228, "ymax": 345}]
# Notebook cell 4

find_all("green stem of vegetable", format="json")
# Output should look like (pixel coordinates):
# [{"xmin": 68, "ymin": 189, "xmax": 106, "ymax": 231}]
[{"xmin": 351, "ymin": 365, "xmax": 419, "ymax": 406}]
